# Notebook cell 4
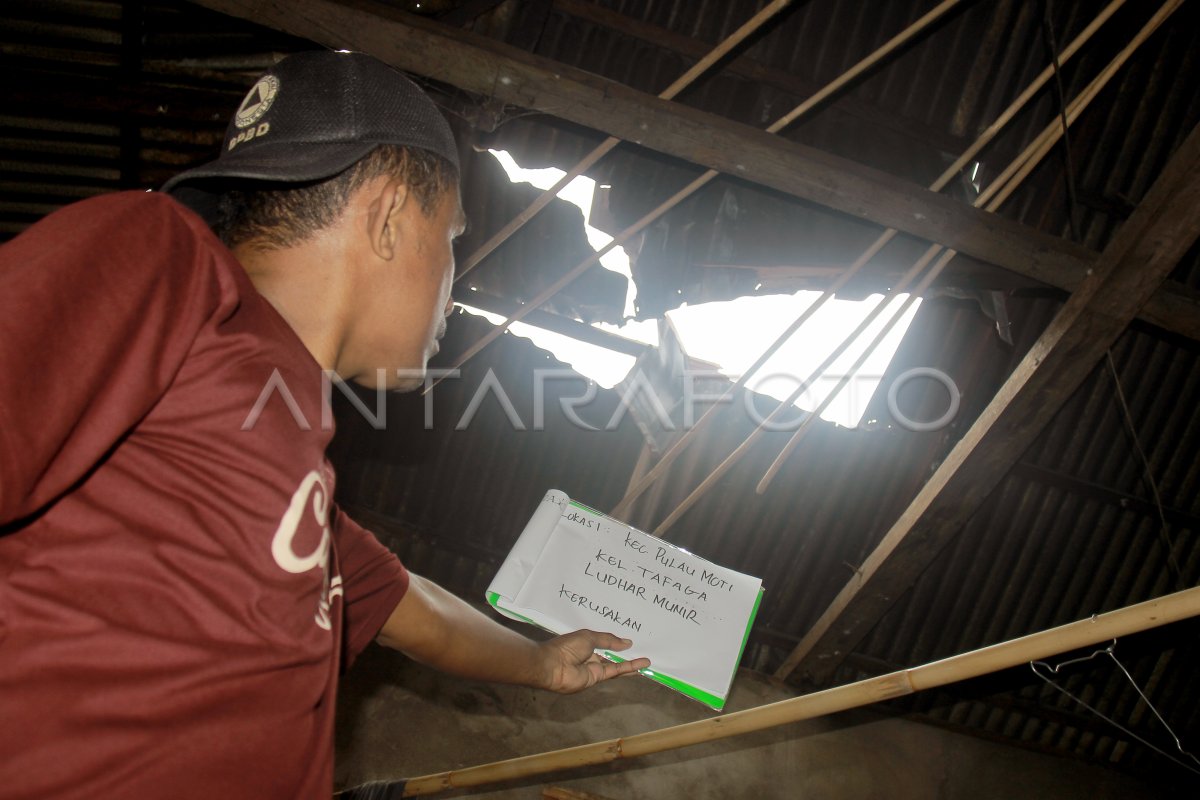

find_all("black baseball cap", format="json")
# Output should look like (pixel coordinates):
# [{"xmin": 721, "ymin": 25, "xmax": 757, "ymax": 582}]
[{"xmin": 163, "ymin": 50, "xmax": 459, "ymax": 207}]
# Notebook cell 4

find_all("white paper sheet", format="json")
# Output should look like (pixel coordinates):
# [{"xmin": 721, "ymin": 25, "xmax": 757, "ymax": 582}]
[{"xmin": 487, "ymin": 491, "xmax": 763, "ymax": 710}]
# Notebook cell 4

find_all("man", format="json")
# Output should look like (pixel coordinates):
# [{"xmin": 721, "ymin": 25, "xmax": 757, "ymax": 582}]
[{"xmin": 0, "ymin": 50, "xmax": 648, "ymax": 799}]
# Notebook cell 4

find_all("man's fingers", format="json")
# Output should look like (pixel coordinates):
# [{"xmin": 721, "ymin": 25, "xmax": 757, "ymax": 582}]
[
  {"xmin": 608, "ymin": 659, "xmax": 649, "ymax": 681},
  {"xmin": 548, "ymin": 630, "xmax": 652, "ymax": 691},
  {"xmin": 596, "ymin": 655, "xmax": 651, "ymax": 680},
  {"xmin": 573, "ymin": 629, "xmax": 634, "ymax": 652},
  {"xmin": 616, "ymin": 657, "xmax": 651, "ymax": 673},
  {"xmin": 604, "ymin": 634, "xmax": 635, "ymax": 651},
  {"xmin": 573, "ymin": 631, "xmax": 651, "ymax": 673}
]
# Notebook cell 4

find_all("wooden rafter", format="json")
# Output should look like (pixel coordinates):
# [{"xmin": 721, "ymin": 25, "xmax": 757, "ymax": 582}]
[
  {"xmin": 453, "ymin": 290, "xmax": 650, "ymax": 358},
  {"xmin": 186, "ymin": 0, "xmax": 1198, "ymax": 341},
  {"xmin": 550, "ymin": 0, "xmax": 970, "ymax": 157},
  {"xmin": 435, "ymin": 0, "xmax": 508, "ymax": 28},
  {"xmin": 775, "ymin": 123, "xmax": 1200, "ymax": 685}
]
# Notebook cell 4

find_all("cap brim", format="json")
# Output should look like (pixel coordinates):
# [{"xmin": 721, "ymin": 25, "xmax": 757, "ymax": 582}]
[{"xmin": 161, "ymin": 140, "xmax": 378, "ymax": 194}]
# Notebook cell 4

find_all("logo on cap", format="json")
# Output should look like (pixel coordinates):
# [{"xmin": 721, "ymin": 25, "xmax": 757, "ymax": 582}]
[{"xmin": 235, "ymin": 75, "xmax": 280, "ymax": 129}]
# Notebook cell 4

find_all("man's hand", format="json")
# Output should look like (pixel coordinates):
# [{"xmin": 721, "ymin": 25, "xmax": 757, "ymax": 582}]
[
  {"xmin": 537, "ymin": 630, "xmax": 652, "ymax": 694},
  {"xmin": 378, "ymin": 573, "xmax": 650, "ymax": 693}
]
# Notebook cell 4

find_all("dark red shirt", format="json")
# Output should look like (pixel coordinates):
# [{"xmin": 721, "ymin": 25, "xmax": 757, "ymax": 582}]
[{"xmin": 0, "ymin": 192, "xmax": 409, "ymax": 799}]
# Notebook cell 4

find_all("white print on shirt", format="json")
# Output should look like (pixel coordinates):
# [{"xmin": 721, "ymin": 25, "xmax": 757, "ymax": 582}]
[
  {"xmin": 242, "ymin": 368, "xmax": 312, "ymax": 431},
  {"xmin": 271, "ymin": 468, "xmax": 342, "ymax": 631}
]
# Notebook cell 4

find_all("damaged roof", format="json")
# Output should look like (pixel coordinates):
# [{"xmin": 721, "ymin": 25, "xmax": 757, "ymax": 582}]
[{"xmin": 3, "ymin": 0, "xmax": 1199, "ymax": 790}]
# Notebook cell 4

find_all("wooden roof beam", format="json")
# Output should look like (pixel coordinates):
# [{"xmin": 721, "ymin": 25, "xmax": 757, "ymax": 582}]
[
  {"xmin": 185, "ymin": 0, "xmax": 1198, "ymax": 341},
  {"xmin": 775, "ymin": 123, "xmax": 1200, "ymax": 685},
  {"xmin": 451, "ymin": 291, "xmax": 651, "ymax": 359},
  {"xmin": 550, "ymin": 0, "xmax": 970, "ymax": 158},
  {"xmin": 436, "ymin": 0, "xmax": 509, "ymax": 29}
]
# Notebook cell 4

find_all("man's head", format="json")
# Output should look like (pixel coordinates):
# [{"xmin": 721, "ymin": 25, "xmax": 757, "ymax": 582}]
[
  {"xmin": 164, "ymin": 51, "xmax": 464, "ymax": 392},
  {"xmin": 163, "ymin": 50, "xmax": 460, "ymax": 203},
  {"xmin": 208, "ymin": 144, "xmax": 455, "ymax": 251}
]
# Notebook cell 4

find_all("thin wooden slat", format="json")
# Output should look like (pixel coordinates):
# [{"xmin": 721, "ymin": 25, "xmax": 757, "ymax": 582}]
[
  {"xmin": 455, "ymin": 0, "xmax": 796, "ymax": 281},
  {"xmin": 609, "ymin": 0, "xmax": 1131, "ymax": 518},
  {"xmin": 185, "ymin": 0, "xmax": 1095, "ymax": 289},
  {"xmin": 185, "ymin": 0, "xmax": 1198, "ymax": 340},
  {"xmin": 777, "ymin": 109, "xmax": 1200, "ymax": 685}
]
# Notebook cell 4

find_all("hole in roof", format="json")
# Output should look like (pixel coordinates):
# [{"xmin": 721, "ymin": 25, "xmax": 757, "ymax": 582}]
[
  {"xmin": 457, "ymin": 150, "xmax": 655, "ymax": 389},
  {"xmin": 466, "ymin": 150, "xmax": 920, "ymax": 423},
  {"xmin": 667, "ymin": 292, "xmax": 920, "ymax": 428}
]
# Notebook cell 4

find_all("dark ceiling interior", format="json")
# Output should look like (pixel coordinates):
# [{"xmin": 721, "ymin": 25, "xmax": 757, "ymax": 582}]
[{"xmin": 4, "ymin": 0, "xmax": 1199, "ymax": 792}]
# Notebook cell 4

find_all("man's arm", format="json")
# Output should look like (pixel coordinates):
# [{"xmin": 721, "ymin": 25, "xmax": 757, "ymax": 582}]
[{"xmin": 376, "ymin": 573, "xmax": 651, "ymax": 693}]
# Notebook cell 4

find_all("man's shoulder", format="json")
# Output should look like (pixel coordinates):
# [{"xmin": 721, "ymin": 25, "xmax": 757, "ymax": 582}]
[
  {"xmin": 2, "ymin": 190, "xmax": 255, "ymax": 333},
  {"xmin": 12, "ymin": 189, "xmax": 246, "ymax": 285},
  {"xmin": 43, "ymin": 190, "xmax": 219, "ymax": 244},
  {"xmin": 11, "ymin": 190, "xmax": 220, "ymax": 252}
]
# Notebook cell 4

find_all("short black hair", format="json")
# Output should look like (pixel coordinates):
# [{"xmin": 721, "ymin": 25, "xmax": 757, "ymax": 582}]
[{"xmin": 212, "ymin": 144, "xmax": 457, "ymax": 250}]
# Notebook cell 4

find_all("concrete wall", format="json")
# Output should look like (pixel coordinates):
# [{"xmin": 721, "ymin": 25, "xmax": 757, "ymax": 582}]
[{"xmin": 335, "ymin": 645, "xmax": 1164, "ymax": 799}]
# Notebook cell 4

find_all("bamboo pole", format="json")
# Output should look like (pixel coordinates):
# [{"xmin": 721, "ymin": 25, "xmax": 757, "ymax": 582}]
[
  {"xmin": 427, "ymin": 0, "xmax": 968, "ymax": 393},
  {"xmin": 606, "ymin": 0, "xmax": 1127, "ymax": 520},
  {"xmin": 455, "ymin": 0, "xmax": 796, "ymax": 283},
  {"xmin": 401, "ymin": 586, "xmax": 1200, "ymax": 796},
  {"xmin": 650, "ymin": 0, "xmax": 1180, "ymax": 529}
]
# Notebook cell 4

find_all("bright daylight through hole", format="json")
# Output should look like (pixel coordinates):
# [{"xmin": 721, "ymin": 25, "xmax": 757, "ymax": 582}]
[{"xmin": 460, "ymin": 150, "xmax": 921, "ymax": 428}]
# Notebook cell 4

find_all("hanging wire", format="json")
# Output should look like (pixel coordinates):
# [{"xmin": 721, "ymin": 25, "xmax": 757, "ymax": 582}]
[
  {"xmin": 1042, "ymin": 0, "xmax": 1084, "ymax": 242},
  {"xmin": 1104, "ymin": 351, "xmax": 1188, "ymax": 591},
  {"xmin": 1030, "ymin": 641, "xmax": 1200, "ymax": 776}
]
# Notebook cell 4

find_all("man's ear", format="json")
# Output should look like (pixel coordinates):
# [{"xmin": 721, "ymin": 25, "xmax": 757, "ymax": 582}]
[{"xmin": 367, "ymin": 177, "xmax": 411, "ymax": 261}]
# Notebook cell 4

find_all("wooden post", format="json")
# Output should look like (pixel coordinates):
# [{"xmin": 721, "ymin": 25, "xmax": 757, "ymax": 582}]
[{"xmin": 400, "ymin": 586, "xmax": 1200, "ymax": 796}]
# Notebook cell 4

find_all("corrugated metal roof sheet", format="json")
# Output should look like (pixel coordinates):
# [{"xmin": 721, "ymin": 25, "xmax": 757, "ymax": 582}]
[{"xmin": 3, "ymin": 0, "xmax": 1198, "ymax": 788}]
